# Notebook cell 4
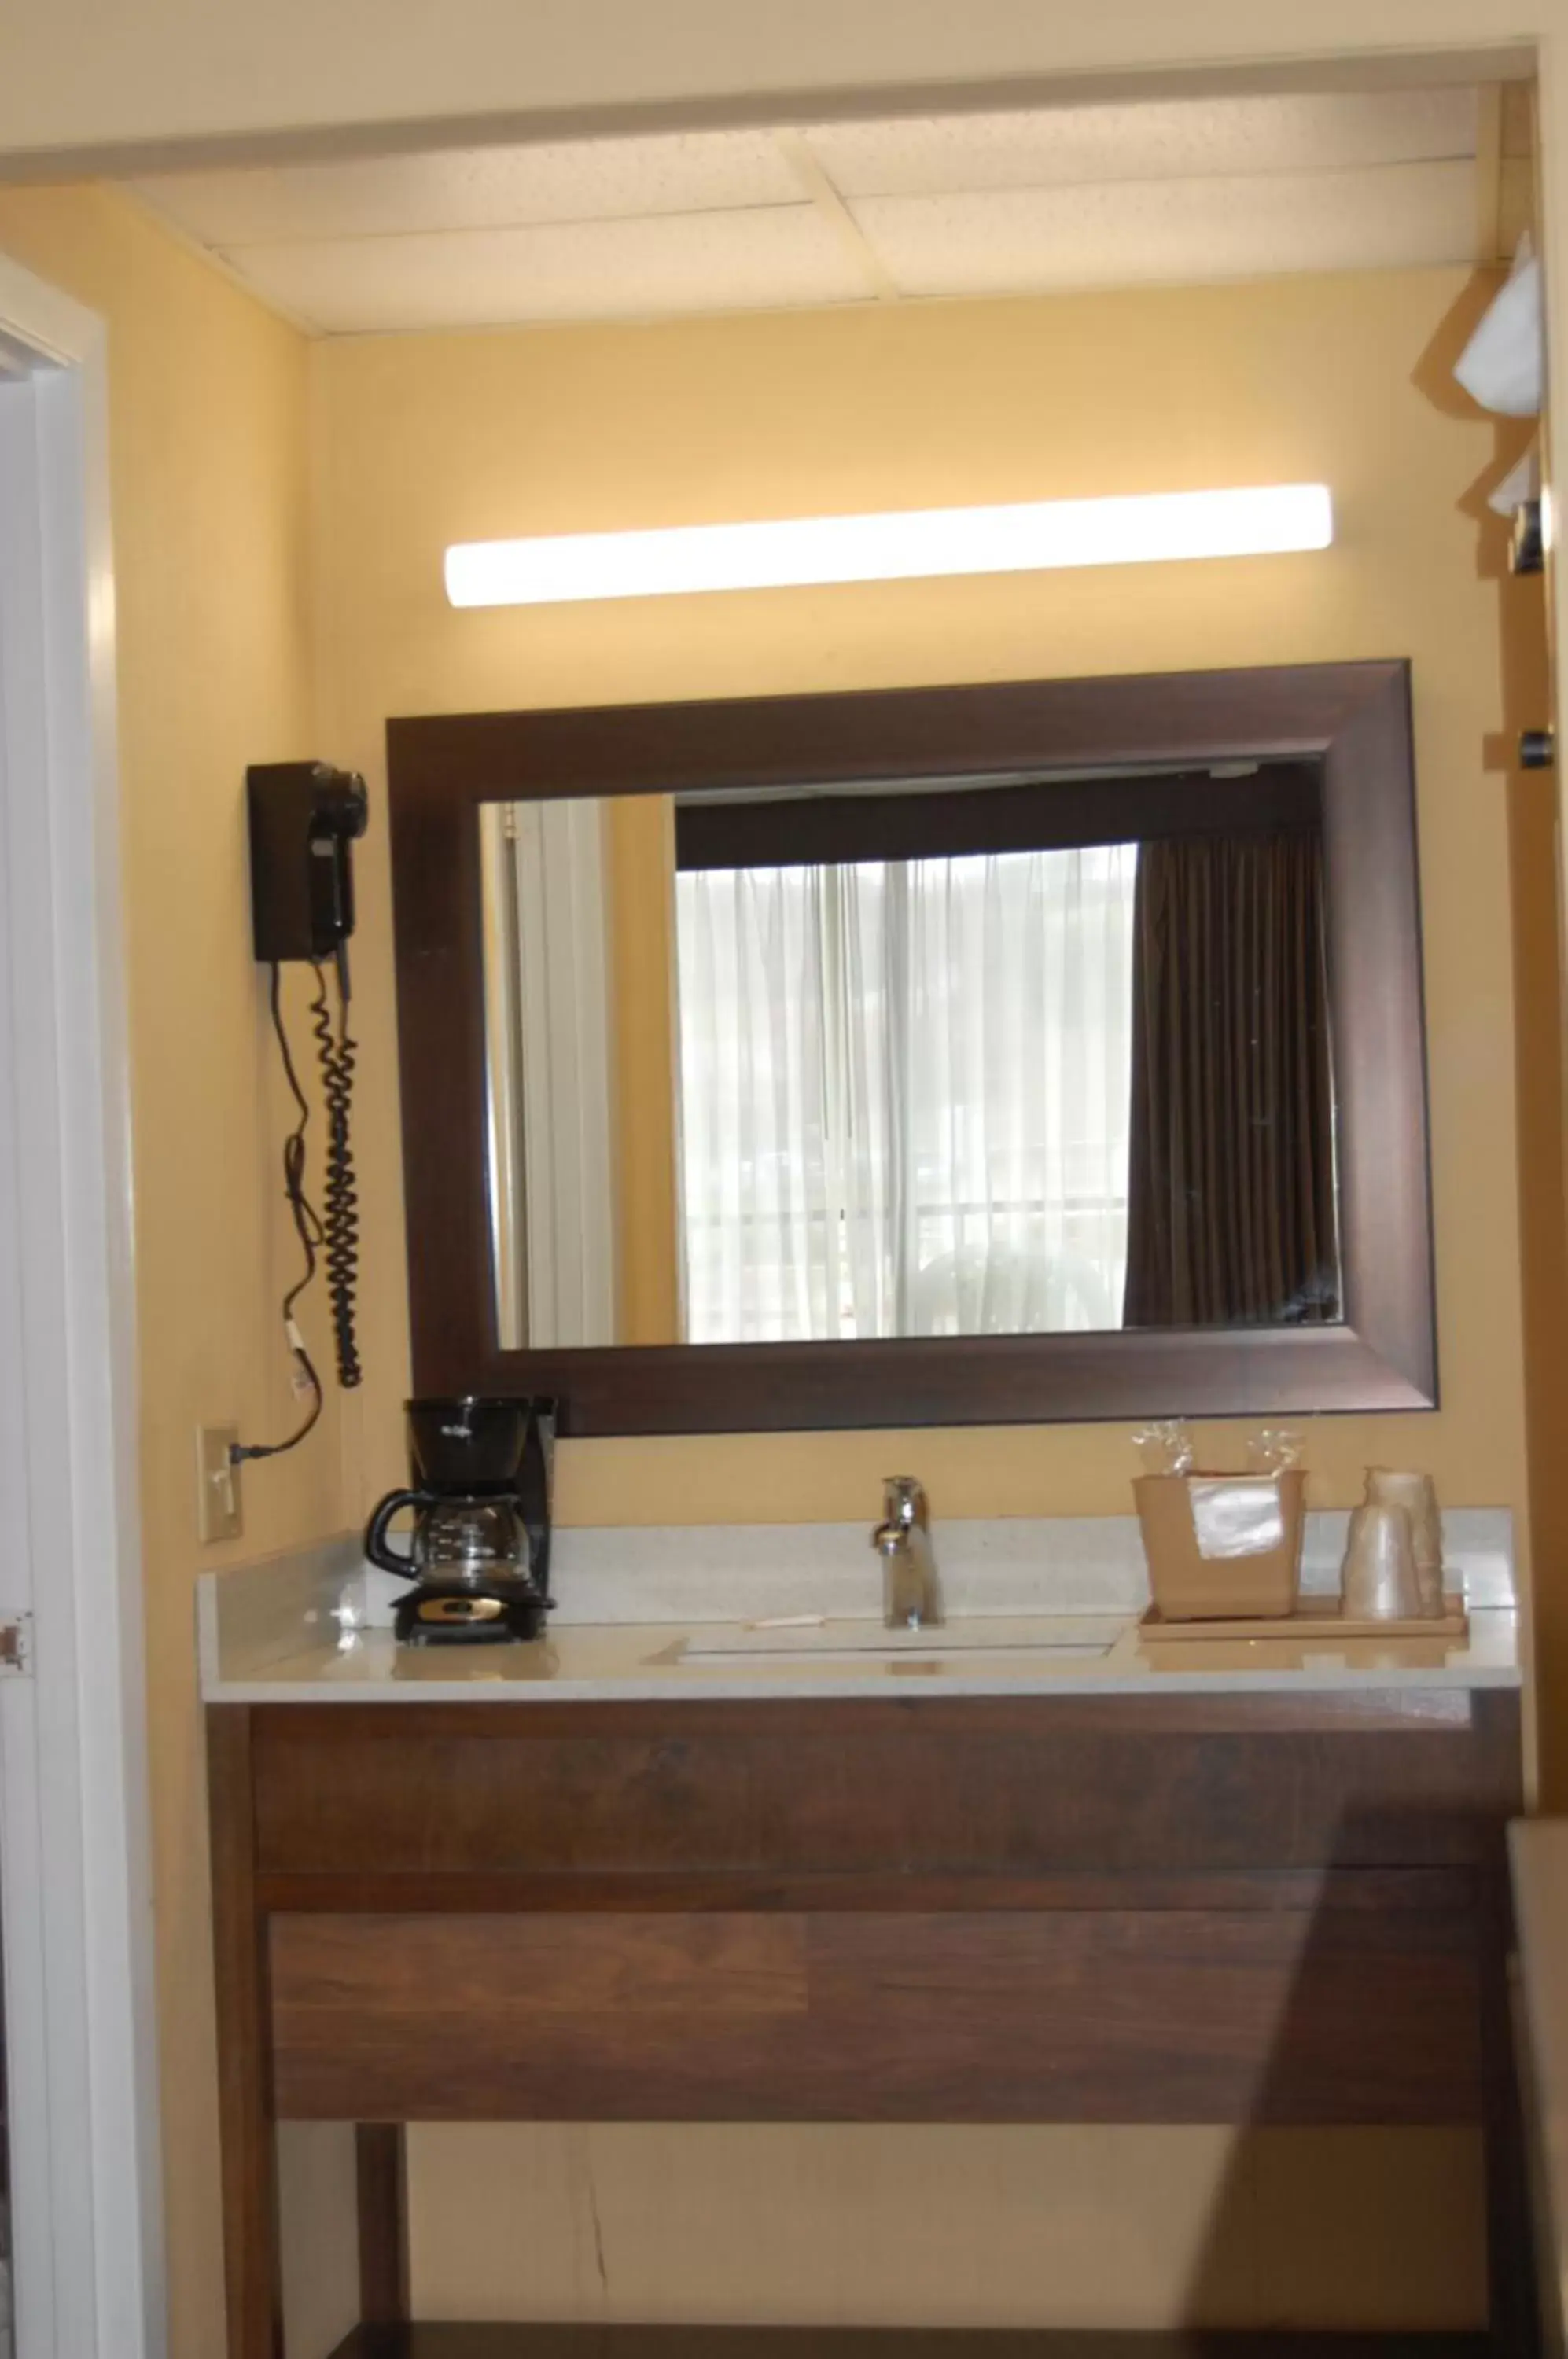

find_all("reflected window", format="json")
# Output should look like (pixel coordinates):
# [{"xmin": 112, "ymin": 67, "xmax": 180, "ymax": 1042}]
[
  {"xmin": 480, "ymin": 763, "xmax": 1342, "ymax": 1352},
  {"xmin": 675, "ymin": 845, "xmax": 1138, "ymax": 1343}
]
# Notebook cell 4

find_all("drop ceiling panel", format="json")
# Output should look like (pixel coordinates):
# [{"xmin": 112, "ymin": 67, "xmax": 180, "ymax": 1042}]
[
  {"xmin": 807, "ymin": 89, "xmax": 1479, "ymax": 199},
  {"xmin": 122, "ymin": 83, "xmax": 1491, "ymax": 334},
  {"xmin": 223, "ymin": 206, "xmax": 863, "ymax": 333},
  {"xmin": 855, "ymin": 160, "xmax": 1478, "ymax": 300},
  {"xmin": 132, "ymin": 127, "xmax": 801, "ymax": 245}
]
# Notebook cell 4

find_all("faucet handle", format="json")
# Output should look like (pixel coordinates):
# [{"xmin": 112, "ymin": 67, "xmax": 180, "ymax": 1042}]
[{"xmin": 883, "ymin": 1474, "xmax": 926, "ymax": 1528}]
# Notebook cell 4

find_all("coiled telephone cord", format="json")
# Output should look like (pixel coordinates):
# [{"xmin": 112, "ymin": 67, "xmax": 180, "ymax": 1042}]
[
  {"xmin": 310, "ymin": 959, "xmax": 363, "ymax": 1390},
  {"xmin": 231, "ymin": 965, "xmax": 326, "ymax": 1463},
  {"xmin": 233, "ymin": 955, "xmax": 363, "ymax": 1465}
]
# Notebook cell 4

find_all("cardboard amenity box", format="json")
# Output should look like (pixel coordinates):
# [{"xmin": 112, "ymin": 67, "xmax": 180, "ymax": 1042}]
[{"xmin": 1133, "ymin": 1470, "xmax": 1307, "ymax": 1621}]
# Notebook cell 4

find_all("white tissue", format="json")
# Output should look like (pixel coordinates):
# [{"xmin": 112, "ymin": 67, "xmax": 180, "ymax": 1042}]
[
  {"xmin": 1456, "ymin": 241, "xmax": 1544, "ymax": 418},
  {"xmin": 1489, "ymin": 444, "xmax": 1540, "ymax": 517},
  {"xmin": 1188, "ymin": 1478, "xmax": 1286, "ymax": 1560}
]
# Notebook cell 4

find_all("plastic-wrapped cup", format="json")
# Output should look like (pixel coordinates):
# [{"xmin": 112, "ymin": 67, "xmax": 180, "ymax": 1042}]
[
  {"xmin": 1364, "ymin": 1470, "xmax": 1443, "ymax": 1617},
  {"xmin": 1340, "ymin": 1501, "xmax": 1422, "ymax": 1622}
]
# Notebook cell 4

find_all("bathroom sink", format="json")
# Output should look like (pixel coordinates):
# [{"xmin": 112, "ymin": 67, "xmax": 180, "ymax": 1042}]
[{"xmin": 677, "ymin": 1614, "xmax": 1121, "ymax": 1666}]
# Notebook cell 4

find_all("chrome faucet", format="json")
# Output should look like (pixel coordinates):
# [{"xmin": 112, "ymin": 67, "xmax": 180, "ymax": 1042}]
[{"xmin": 872, "ymin": 1476, "xmax": 944, "ymax": 1630}]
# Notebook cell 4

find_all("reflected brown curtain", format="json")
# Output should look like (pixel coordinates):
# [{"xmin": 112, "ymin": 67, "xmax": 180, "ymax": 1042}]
[{"xmin": 1122, "ymin": 833, "xmax": 1338, "ymax": 1327}]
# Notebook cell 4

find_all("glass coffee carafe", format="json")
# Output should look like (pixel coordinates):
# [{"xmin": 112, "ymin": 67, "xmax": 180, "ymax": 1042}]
[
  {"xmin": 402, "ymin": 1493, "xmax": 532, "ymax": 1584},
  {"xmin": 363, "ymin": 1395, "xmax": 555, "ymax": 1644}
]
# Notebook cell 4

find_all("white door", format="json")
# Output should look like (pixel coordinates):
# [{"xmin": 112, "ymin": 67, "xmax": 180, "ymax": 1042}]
[{"xmin": 0, "ymin": 260, "xmax": 164, "ymax": 2359}]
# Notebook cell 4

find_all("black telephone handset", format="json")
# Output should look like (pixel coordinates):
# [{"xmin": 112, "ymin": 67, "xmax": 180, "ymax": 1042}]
[
  {"xmin": 241, "ymin": 764, "xmax": 369, "ymax": 1461},
  {"xmin": 248, "ymin": 761, "xmax": 368, "ymax": 965}
]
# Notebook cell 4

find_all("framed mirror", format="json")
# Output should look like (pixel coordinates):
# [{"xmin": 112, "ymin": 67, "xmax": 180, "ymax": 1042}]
[{"xmin": 388, "ymin": 661, "xmax": 1434, "ymax": 1434}]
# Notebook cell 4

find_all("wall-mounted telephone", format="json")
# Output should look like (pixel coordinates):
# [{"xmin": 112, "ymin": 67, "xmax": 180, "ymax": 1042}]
[{"xmin": 239, "ymin": 762, "xmax": 369, "ymax": 1463}]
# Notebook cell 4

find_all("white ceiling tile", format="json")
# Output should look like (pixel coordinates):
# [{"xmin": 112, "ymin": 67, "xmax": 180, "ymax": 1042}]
[
  {"xmin": 123, "ymin": 84, "xmax": 1488, "ymax": 334},
  {"xmin": 852, "ymin": 160, "xmax": 1478, "ymax": 300},
  {"xmin": 220, "ymin": 206, "xmax": 866, "ymax": 334},
  {"xmin": 808, "ymin": 89, "xmax": 1479, "ymax": 198},
  {"xmin": 132, "ymin": 128, "xmax": 801, "ymax": 245}
]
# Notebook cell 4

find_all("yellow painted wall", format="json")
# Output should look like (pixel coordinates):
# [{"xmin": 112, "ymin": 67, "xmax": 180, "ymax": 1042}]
[
  {"xmin": 0, "ymin": 189, "xmax": 352, "ymax": 2359},
  {"xmin": 1495, "ymin": 96, "xmax": 1568, "ymax": 1805},
  {"xmin": 0, "ymin": 71, "xmax": 1555, "ymax": 2359},
  {"xmin": 312, "ymin": 263, "xmax": 1530, "ymax": 2326},
  {"xmin": 315, "ymin": 265, "xmax": 1529, "ymax": 1532},
  {"xmin": 407, "ymin": 2122, "xmax": 1485, "ymax": 2330},
  {"xmin": 1503, "ymin": 517, "xmax": 1568, "ymax": 1799}
]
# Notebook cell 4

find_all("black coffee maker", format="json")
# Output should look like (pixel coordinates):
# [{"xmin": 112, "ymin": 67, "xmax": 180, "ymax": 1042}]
[{"xmin": 366, "ymin": 1396, "xmax": 556, "ymax": 1644}]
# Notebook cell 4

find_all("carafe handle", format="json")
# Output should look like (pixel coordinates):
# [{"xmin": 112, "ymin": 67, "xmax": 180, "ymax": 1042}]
[{"xmin": 364, "ymin": 1487, "xmax": 434, "ymax": 1579}]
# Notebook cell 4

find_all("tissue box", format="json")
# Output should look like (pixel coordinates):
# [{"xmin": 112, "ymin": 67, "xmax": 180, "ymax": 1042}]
[{"xmin": 1134, "ymin": 1470, "xmax": 1305, "ymax": 1621}]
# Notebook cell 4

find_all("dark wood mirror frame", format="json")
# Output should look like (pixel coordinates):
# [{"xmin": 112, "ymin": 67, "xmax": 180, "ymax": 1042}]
[{"xmin": 387, "ymin": 660, "xmax": 1435, "ymax": 1437}]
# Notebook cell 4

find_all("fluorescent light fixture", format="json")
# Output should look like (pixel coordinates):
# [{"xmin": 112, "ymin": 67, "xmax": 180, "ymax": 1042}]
[{"xmin": 445, "ymin": 484, "xmax": 1333, "ymax": 609}]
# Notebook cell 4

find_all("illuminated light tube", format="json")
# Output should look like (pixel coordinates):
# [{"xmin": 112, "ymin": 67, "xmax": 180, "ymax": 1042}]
[{"xmin": 444, "ymin": 483, "xmax": 1334, "ymax": 609}]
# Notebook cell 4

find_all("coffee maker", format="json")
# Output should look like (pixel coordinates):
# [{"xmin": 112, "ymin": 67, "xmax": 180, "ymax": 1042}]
[{"xmin": 365, "ymin": 1396, "xmax": 556, "ymax": 1643}]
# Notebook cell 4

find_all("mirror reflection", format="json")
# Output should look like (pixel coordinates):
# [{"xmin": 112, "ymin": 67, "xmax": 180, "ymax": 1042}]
[{"xmin": 479, "ymin": 765, "xmax": 1340, "ymax": 1351}]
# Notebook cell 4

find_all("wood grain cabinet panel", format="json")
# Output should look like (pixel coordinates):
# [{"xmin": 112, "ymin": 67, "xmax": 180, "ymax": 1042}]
[
  {"xmin": 269, "ymin": 1897, "xmax": 1481, "ymax": 2128},
  {"xmin": 210, "ymin": 1695, "xmax": 1529, "ymax": 2359},
  {"xmin": 250, "ymin": 1695, "xmax": 1513, "ymax": 1881}
]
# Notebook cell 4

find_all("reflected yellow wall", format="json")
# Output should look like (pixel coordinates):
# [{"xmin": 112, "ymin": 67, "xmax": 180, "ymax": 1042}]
[
  {"xmin": 607, "ymin": 794, "xmax": 679, "ymax": 1341},
  {"xmin": 312, "ymin": 264, "xmax": 1529, "ymax": 2327},
  {"xmin": 0, "ymin": 190, "xmax": 350, "ymax": 2358}
]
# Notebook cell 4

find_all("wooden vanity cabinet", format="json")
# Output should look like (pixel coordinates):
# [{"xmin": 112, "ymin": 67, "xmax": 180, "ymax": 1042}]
[{"xmin": 208, "ymin": 1687, "xmax": 1525, "ymax": 2358}]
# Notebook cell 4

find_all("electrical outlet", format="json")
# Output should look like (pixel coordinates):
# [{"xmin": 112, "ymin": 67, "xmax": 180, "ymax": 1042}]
[{"xmin": 197, "ymin": 1425, "xmax": 242, "ymax": 1544}]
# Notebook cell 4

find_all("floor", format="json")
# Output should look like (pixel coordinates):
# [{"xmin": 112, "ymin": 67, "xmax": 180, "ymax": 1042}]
[{"xmin": 326, "ymin": 2331, "xmax": 1494, "ymax": 2359}]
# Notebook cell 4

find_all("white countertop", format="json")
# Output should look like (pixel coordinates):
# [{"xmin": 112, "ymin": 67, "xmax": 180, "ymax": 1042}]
[
  {"xmin": 201, "ymin": 1599, "xmax": 1522, "ymax": 1705},
  {"xmin": 197, "ymin": 1514, "xmax": 1522, "ymax": 1705}
]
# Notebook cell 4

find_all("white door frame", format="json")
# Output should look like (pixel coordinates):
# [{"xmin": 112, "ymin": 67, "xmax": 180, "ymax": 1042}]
[{"xmin": 0, "ymin": 253, "xmax": 164, "ymax": 2359}]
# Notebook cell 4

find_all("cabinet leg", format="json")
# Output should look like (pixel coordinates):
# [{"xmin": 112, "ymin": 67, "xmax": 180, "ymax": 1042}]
[
  {"xmin": 1481, "ymin": 1872, "xmax": 1540, "ymax": 2358},
  {"xmin": 357, "ymin": 2122, "xmax": 410, "ymax": 2323},
  {"xmin": 208, "ymin": 1707, "xmax": 284, "ymax": 2358}
]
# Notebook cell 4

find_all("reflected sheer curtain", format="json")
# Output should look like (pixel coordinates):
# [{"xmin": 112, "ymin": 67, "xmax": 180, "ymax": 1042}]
[{"xmin": 675, "ymin": 845, "xmax": 1137, "ymax": 1343}]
